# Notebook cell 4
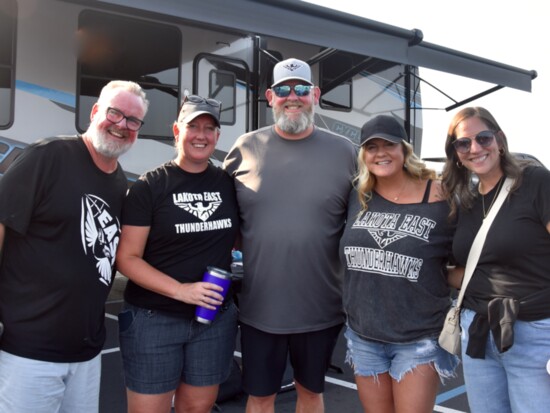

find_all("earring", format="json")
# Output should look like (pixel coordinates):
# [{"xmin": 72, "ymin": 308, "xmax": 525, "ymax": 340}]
[
  {"xmin": 456, "ymin": 160, "xmax": 463, "ymax": 168},
  {"xmin": 499, "ymin": 148, "xmax": 504, "ymax": 156}
]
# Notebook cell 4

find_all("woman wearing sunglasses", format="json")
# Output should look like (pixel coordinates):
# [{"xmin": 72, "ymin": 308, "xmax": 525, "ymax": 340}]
[{"xmin": 441, "ymin": 106, "xmax": 550, "ymax": 413}]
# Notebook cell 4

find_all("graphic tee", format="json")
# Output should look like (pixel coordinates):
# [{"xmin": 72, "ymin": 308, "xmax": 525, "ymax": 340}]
[
  {"xmin": 340, "ymin": 188, "xmax": 455, "ymax": 343},
  {"xmin": 0, "ymin": 137, "xmax": 127, "ymax": 362},
  {"xmin": 122, "ymin": 161, "xmax": 239, "ymax": 317}
]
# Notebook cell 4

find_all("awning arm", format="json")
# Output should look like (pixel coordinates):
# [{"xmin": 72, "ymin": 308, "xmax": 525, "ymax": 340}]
[{"xmin": 445, "ymin": 85, "xmax": 504, "ymax": 111}]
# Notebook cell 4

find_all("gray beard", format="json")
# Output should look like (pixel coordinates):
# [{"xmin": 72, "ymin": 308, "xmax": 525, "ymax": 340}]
[
  {"xmin": 273, "ymin": 106, "xmax": 314, "ymax": 135},
  {"xmin": 88, "ymin": 127, "xmax": 133, "ymax": 158}
]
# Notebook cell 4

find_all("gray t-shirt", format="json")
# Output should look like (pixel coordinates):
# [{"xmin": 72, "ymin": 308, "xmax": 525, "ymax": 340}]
[
  {"xmin": 340, "ymin": 188, "xmax": 455, "ymax": 343},
  {"xmin": 224, "ymin": 126, "xmax": 357, "ymax": 333}
]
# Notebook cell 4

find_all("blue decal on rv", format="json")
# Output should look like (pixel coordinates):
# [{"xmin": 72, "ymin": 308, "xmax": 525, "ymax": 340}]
[{"xmin": 16, "ymin": 80, "xmax": 76, "ymax": 108}]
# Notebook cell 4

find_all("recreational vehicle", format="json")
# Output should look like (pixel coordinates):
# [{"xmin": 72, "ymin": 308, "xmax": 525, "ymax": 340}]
[{"xmin": 0, "ymin": 0, "xmax": 536, "ymax": 179}]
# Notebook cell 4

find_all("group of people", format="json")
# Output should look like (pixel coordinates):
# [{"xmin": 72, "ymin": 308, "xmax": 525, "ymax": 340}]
[{"xmin": 0, "ymin": 58, "xmax": 548, "ymax": 413}]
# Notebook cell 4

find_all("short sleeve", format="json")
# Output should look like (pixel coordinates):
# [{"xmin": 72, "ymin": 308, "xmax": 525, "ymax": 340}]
[
  {"xmin": 121, "ymin": 177, "xmax": 154, "ymax": 227},
  {"xmin": 0, "ymin": 142, "xmax": 55, "ymax": 234}
]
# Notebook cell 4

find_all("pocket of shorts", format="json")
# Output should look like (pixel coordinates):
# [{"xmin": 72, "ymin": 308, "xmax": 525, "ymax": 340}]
[{"xmin": 118, "ymin": 309, "xmax": 135, "ymax": 334}]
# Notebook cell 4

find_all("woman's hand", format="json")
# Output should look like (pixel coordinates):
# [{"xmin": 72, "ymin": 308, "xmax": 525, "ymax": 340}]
[{"xmin": 174, "ymin": 282, "xmax": 225, "ymax": 310}]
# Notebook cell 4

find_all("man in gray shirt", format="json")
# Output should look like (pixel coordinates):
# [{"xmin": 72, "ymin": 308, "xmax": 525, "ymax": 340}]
[{"xmin": 224, "ymin": 58, "xmax": 356, "ymax": 413}]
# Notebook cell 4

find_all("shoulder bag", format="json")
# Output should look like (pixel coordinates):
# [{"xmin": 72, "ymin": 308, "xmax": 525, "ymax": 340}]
[{"xmin": 438, "ymin": 177, "xmax": 514, "ymax": 355}]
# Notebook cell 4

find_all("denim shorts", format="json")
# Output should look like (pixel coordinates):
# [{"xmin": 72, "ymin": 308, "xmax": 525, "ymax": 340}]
[
  {"xmin": 344, "ymin": 326, "xmax": 459, "ymax": 383},
  {"xmin": 118, "ymin": 301, "xmax": 238, "ymax": 394}
]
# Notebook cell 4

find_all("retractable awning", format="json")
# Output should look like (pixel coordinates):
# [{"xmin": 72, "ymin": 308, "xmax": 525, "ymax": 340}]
[{"xmin": 69, "ymin": 0, "xmax": 536, "ymax": 92}]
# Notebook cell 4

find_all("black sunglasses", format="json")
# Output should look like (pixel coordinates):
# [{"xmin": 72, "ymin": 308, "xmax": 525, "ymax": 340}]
[
  {"xmin": 452, "ymin": 130, "xmax": 495, "ymax": 154},
  {"xmin": 271, "ymin": 84, "xmax": 312, "ymax": 98},
  {"xmin": 183, "ymin": 94, "xmax": 221, "ymax": 108}
]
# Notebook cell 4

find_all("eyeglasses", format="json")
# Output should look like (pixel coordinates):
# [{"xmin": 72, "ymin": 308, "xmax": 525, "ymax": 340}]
[
  {"xmin": 105, "ymin": 107, "xmax": 144, "ymax": 131},
  {"xmin": 452, "ymin": 130, "xmax": 495, "ymax": 154},
  {"xmin": 271, "ymin": 84, "xmax": 312, "ymax": 98}
]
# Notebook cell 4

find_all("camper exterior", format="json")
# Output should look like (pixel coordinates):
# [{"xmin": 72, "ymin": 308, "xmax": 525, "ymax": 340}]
[{"xmin": 0, "ymin": 0, "xmax": 536, "ymax": 179}]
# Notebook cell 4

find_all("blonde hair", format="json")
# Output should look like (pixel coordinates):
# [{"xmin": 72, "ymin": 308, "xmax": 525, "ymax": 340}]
[{"xmin": 355, "ymin": 140, "xmax": 436, "ymax": 212}]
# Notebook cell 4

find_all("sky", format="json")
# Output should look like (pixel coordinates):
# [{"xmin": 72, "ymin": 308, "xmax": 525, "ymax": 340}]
[{"xmin": 305, "ymin": 0, "xmax": 549, "ymax": 167}]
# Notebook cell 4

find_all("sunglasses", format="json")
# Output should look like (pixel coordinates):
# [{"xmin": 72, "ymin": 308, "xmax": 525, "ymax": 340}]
[
  {"xmin": 182, "ymin": 94, "xmax": 221, "ymax": 108},
  {"xmin": 271, "ymin": 84, "xmax": 312, "ymax": 98},
  {"xmin": 452, "ymin": 130, "xmax": 495, "ymax": 154}
]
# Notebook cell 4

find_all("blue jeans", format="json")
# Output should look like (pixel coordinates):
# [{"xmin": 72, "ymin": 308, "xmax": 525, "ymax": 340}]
[
  {"xmin": 0, "ymin": 351, "xmax": 101, "ymax": 413},
  {"xmin": 460, "ymin": 308, "xmax": 550, "ymax": 413}
]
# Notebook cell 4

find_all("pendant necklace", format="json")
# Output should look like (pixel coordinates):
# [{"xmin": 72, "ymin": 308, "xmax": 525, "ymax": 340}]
[
  {"xmin": 481, "ymin": 176, "xmax": 505, "ymax": 218},
  {"xmin": 390, "ymin": 179, "xmax": 408, "ymax": 201}
]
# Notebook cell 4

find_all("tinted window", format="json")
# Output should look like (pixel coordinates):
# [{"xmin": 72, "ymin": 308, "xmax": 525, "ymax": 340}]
[
  {"xmin": 0, "ymin": 0, "xmax": 16, "ymax": 128},
  {"xmin": 77, "ymin": 10, "xmax": 181, "ymax": 138},
  {"xmin": 209, "ymin": 70, "xmax": 236, "ymax": 125}
]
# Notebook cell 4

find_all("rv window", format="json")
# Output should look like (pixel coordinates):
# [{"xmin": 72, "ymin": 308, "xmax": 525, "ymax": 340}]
[
  {"xmin": 0, "ymin": 0, "xmax": 16, "ymax": 128},
  {"xmin": 77, "ymin": 10, "xmax": 181, "ymax": 139},
  {"xmin": 209, "ymin": 70, "xmax": 236, "ymax": 125},
  {"xmin": 320, "ymin": 52, "xmax": 353, "ymax": 112}
]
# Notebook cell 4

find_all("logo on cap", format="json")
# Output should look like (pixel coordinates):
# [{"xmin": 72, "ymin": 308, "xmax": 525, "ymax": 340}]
[
  {"xmin": 283, "ymin": 62, "xmax": 304, "ymax": 72},
  {"xmin": 271, "ymin": 58, "xmax": 313, "ymax": 87}
]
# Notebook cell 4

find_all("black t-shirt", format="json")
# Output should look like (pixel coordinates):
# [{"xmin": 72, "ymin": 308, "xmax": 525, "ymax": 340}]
[
  {"xmin": 453, "ymin": 166, "xmax": 550, "ymax": 317},
  {"xmin": 0, "ymin": 137, "xmax": 128, "ymax": 362},
  {"xmin": 122, "ymin": 161, "xmax": 239, "ymax": 317}
]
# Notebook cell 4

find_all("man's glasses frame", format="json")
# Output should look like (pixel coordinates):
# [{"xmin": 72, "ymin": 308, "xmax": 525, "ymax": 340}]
[
  {"xmin": 271, "ymin": 84, "xmax": 312, "ymax": 98},
  {"xmin": 105, "ymin": 107, "xmax": 144, "ymax": 131},
  {"xmin": 452, "ymin": 130, "xmax": 496, "ymax": 154}
]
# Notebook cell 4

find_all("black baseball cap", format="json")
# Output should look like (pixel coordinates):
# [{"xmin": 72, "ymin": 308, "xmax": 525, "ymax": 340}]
[{"xmin": 360, "ymin": 115, "xmax": 409, "ymax": 145}]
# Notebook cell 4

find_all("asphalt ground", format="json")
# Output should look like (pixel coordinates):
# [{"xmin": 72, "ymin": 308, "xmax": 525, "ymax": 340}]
[{"xmin": 100, "ymin": 276, "xmax": 471, "ymax": 413}]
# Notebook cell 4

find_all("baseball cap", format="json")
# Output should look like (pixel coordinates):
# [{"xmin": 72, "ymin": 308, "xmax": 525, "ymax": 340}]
[
  {"xmin": 177, "ymin": 95, "xmax": 221, "ymax": 127},
  {"xmin": 271, "ymin": 58, "xmax": 313, "ymax": 87},
  {"xmin": 360, "ymin": 115, "xmax": 409, "ymax": 145}
]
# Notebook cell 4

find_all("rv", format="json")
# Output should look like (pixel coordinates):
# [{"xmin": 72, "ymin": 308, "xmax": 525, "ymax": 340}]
[{"xmin": 0, "ymin": 0, "xmax": 536, "ymax": 179}]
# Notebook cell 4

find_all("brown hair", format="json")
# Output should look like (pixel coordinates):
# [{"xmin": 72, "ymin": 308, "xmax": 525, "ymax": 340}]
[{"xmin": 441, "ymin": 106, "xmax": 524, "ymax": 218}]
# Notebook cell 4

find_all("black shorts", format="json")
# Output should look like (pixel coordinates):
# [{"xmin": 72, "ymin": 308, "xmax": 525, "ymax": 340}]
[{"xmin": 240, "ymin": 322, "xmax": 343, "ymax": 396}]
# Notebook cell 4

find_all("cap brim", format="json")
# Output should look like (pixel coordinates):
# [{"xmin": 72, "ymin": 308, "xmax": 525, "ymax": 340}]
[
  {"xmin": 179, "ymin": 111, "xmax": 220, "ymax": 127},
  {"xmin": 271, "ymin": 77, "xmax": 314, "ymax": 87},
  {"xmin": 361, "ymin": 133, "xmax": 403, "ymax": 146}
]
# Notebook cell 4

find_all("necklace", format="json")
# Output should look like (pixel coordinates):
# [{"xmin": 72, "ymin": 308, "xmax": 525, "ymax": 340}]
[
  {"xmin": 378, "ymin": 179, "xmax": 408, "ymax": 201},
  {"xmin": 481, "ymin": 177, "xmax": 505, "ymax": 218}
]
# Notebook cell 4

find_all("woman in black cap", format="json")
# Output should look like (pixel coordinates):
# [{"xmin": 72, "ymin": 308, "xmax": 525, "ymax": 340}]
[
  {"xmin": 115, "ymin": 95, "xmax": 239, "ymax": 413},
  {"xmin": 340, "ymin": 115, "xmax": 459, "ymax": 413}
]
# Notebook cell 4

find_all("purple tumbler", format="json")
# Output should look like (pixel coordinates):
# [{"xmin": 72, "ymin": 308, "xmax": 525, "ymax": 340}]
[{"xmin": 195, "ymin": 266, "xmax": 232, "ymax": 324}]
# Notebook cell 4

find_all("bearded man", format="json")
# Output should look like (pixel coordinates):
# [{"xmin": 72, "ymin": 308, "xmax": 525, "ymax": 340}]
[
  {"xmin": 224, "ymin": 58, "xmax": 357, "ymax": 413},
  {"xmin": 0, "ymin": 80, "xmax": 148, "ymax": 413}
]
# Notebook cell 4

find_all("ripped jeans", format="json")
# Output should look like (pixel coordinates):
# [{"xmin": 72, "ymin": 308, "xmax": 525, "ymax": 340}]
[{"xmin": 344, "ymin": 326, "xmax": 459, "ymax": 383}]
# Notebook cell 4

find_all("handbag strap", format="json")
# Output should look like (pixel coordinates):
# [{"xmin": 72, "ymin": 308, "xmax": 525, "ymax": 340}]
[{"xmin": 455, "ymin": 177, "xmax": 514, "ymax": 308}]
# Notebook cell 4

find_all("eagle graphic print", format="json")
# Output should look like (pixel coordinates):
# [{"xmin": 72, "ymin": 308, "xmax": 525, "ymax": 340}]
[{"xmin": 81, "ymin": 194, "xmax": 121, "ymax": 286}]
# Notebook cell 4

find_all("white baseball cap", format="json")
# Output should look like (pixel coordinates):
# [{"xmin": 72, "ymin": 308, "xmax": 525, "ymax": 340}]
[{"xmin": 271, "ymin": 58, "xmax": 313, "ymax": 87}]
